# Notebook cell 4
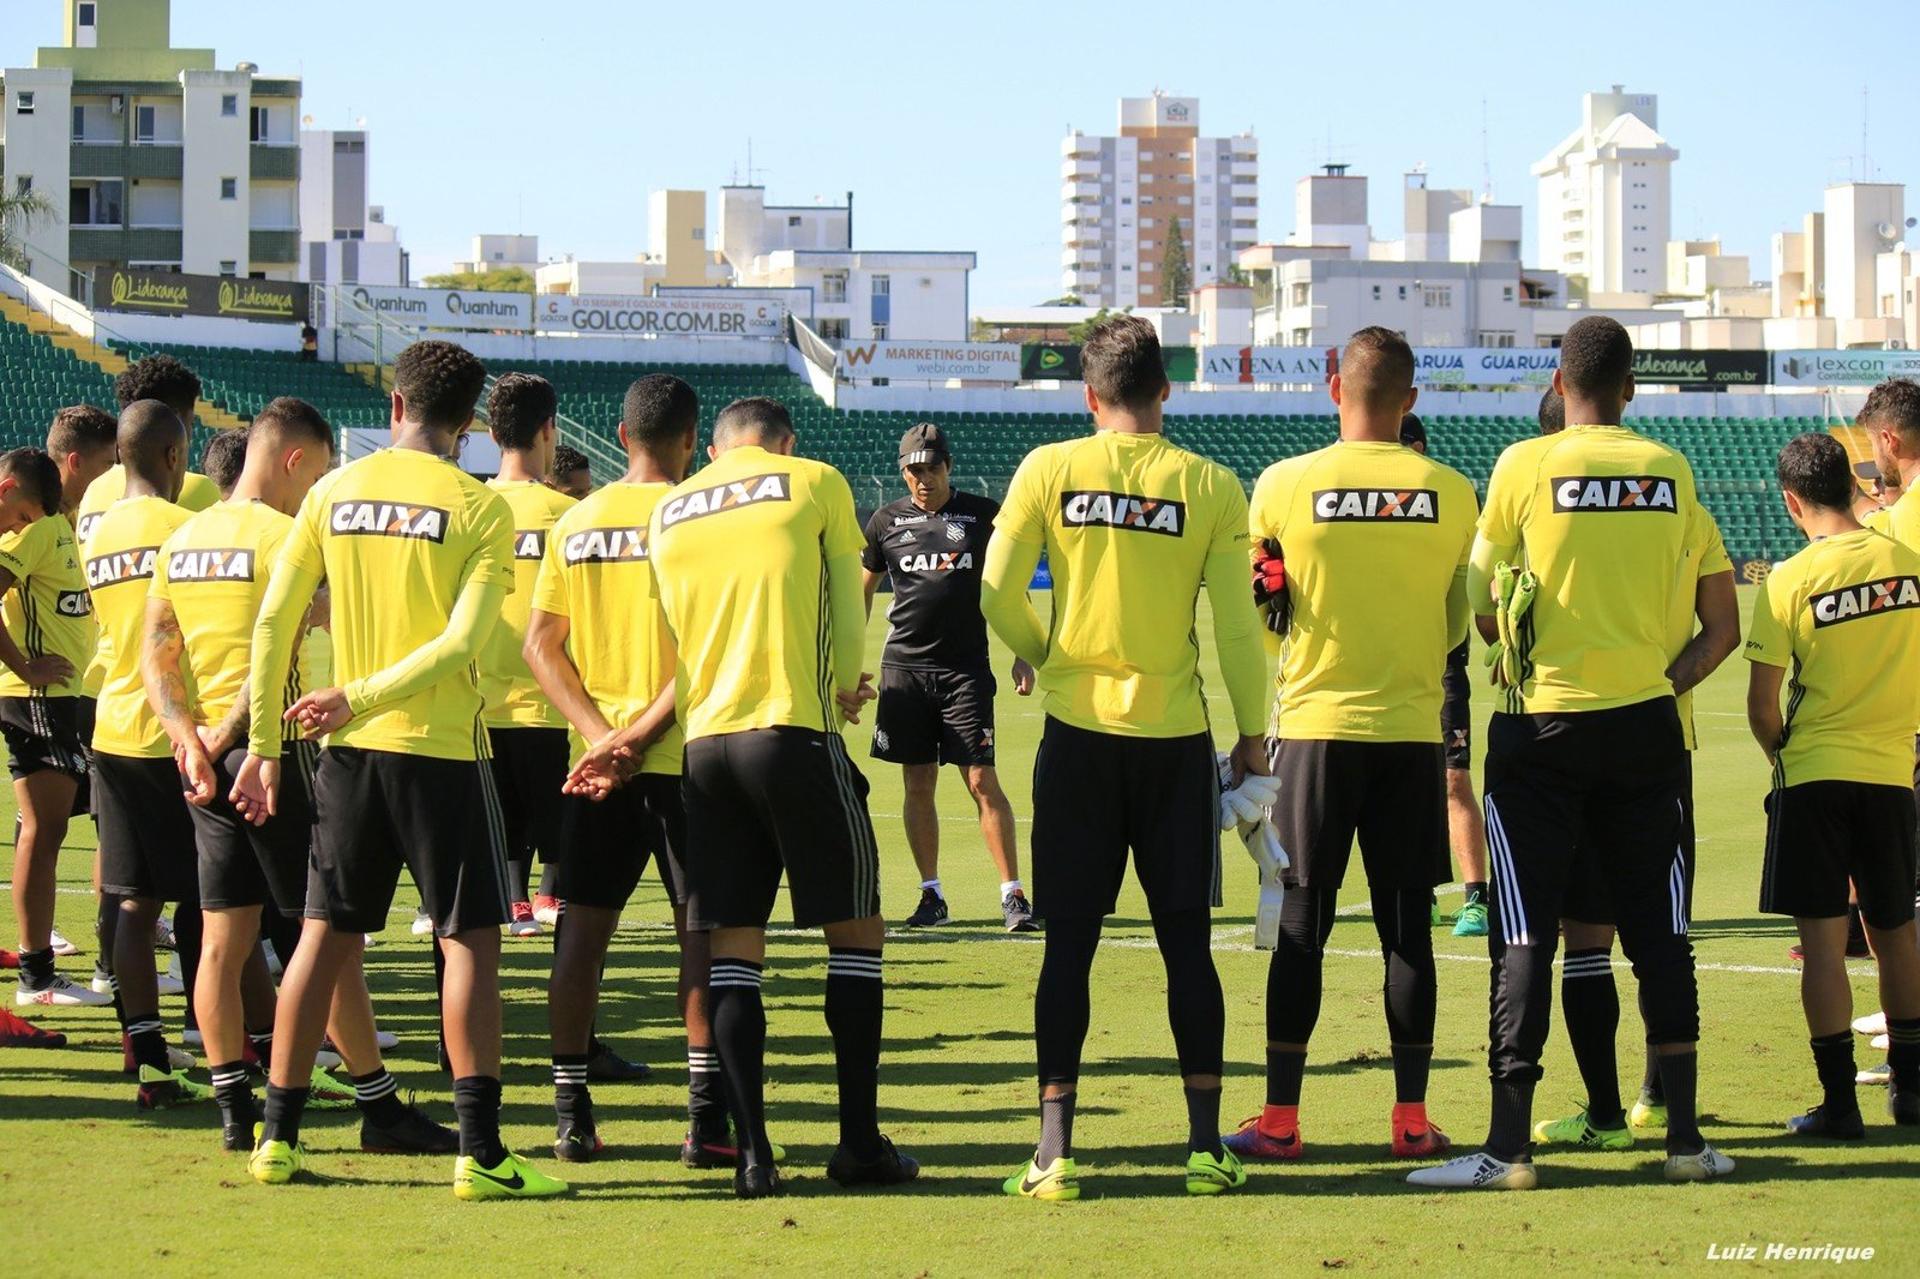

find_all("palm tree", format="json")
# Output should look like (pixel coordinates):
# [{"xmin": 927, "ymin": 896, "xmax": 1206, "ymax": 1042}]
[{"xmin": 0, "ymin": 186, "xmax": 56, "ymax": 273}]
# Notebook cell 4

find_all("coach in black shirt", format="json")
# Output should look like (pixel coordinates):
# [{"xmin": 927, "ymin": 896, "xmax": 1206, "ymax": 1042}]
[{"xmin": 862, "ymin": 424, "xmax": 1037, "ymax": 932}]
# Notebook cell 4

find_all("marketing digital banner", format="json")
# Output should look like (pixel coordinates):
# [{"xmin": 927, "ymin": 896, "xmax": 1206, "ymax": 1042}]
[{"xmin": 839, "ymin": 340, "xmax": 1022, "ymax": 381}]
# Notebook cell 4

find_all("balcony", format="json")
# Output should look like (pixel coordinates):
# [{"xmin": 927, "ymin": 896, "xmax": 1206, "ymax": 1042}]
[
  {"xmin": 1061, "ymin": 158, "xmax": 1101, "ymax": 181},
  {"xmin": 1060, "ymin": 134, "xmax": 1098, "ymax": 159},
  {"xmin": 71, "ymin": 226, "xmax": 183, "ymax": 261},
  {"xmin": 71, "ymin": 142, "xmax": 184, "ymax": 179},
  {"xmin": 248, "ymin": 229, "xmax": 299, "ymax": 263},
  {"xmin": 1231, "ymin": 182, "xmax": 1258, "ymax": 200},
  {"xmin": 1062, "ymin": 179, "xmax": 1101, "ymax": 202},
  {"xmin": 1061, "ymin": 247, "xmax": 1104, "ymax": 269},
  {"xmin": 249, "ymin": 144, "xmax": 299, "ymax": 181},
  {"xmin": 1230, "ymin": 161, "xmax": 1258, "ymax": 178}
]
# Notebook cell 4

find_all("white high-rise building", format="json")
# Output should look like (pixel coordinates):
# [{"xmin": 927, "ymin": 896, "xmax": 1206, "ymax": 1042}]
[
  {"xmin": 1532, "ymin": 85, "xmax": 1677, "ymax": 297},
  {"xmin": 1060, "ymin": 92, "xmax": 1257, "ymax": 308},
  {"xmin": 299, "ymin": 128, "xmax": 407, "ymax": 286}
]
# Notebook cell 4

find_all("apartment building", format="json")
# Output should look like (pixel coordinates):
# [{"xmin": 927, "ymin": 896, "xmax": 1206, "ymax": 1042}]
[
  {"xmin": 299, "ymin": 128, "xmax": 406, "ymax": 287},
  {"xmin": 1532, "ymin": 85, "xmax": 1677, "ymax": 297}
]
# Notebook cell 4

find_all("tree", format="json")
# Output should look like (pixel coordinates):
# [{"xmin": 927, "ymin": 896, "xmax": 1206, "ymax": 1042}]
[
  {"xmin": 0, "ymin": 186, "xmax": 55, "ymax": 274},
  {"xmin": 1163, "ymin": 217, "xmax": 1192, "ymax": 308},
  {"xmin": 1065, "ymin": 306, "xmax": 1129, "ymax": 343},
  {"xmin": 420, "ymin": 265, "xmax": 535, "ymax": 294}
]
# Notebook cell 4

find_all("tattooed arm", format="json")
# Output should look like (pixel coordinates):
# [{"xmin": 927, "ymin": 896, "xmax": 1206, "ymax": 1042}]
[{"xmin": 140, "ymin": 596, "xmax": 217, "ymax": 804}]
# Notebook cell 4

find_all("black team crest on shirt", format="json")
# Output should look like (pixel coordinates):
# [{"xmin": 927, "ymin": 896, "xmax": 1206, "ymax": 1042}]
[
  {"xmin": 562, "ymin": 527, "xmax": 648, "ymax": 564},
  {"xmin": 656, "ymin": 474, "xmax": 791, "ymax": 528},
  {"xmin": 166, "ymin": 548, "xmax": 256, "ymax": 581},
  {"xmin": 329, "ymin": 501, "xmax": 450, "ymax": 542},
  {"xmin": 1311, "ymin": 488, "xmax": 1439, "ymax": 522},
  {"xmin": 1809, "ymin": 577, "xmax": 1920, "ymax": 628},
  {"xmin": 1060, "ymin": 491, "xmax": 1186, "ymax": 536},
  {"xmin": 513, "ymin": 529, "xmax": 547, "ymax": 560},
  {"xmin": 84, "ymin": 546, "xmax": 160, "ymax": 588},
  {"xmin": 1550, "ymin": 476, "xmax": 1678, "ymax": 513}
]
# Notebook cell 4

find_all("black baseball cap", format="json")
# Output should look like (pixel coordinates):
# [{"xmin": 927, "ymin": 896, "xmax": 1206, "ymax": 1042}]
[
  {"xmin": 899, "ymin": 423, "xmax": 950, "ymax": 467},
  {"xmin": 1399, "ymin": 413, "xmax": 1427, "ymax": 448}
]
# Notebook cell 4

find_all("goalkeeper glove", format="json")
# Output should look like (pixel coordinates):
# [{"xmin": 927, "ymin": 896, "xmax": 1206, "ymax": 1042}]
[
  {"xmin": 1241, "ymin": 818, "xmax": 1290, "ymax": 950},
  {"xmin": 1251, "ymin": 538, "xmax": 1290, "ymax": 636}
]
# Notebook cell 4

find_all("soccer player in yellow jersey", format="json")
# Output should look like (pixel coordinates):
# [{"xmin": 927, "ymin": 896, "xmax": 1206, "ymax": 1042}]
[
  {"xmin": 82, "ymin": 400, "xmax": 203, "ymax": 1109},
  {"xmin": 234, "ymin": 340, "xmax": 565, "ymax": 1200},
  {"xmin": 525, "ymin": 374, "xmax": 720, "ymax": 1164},
  {"xmin": 1411, "ymin": 316, "xmax": 1733, "ymax": 1190},
  {"xmin": 980, "ymin": 316, "xmax": 1268, "ymax": 1201},
  {"xmin": 548, "ymin": 444, "xmax": 594, "ymax": 502},
  {"xmin": 1228, "ymin": 328, "xmax": 1476, "ymax": 1166},
  {"xmin": 1746, "ymin": 432, "xmax": 1920, "ymax": 1137},
  {"xmin": 478, "ymin": 373, "xmax": 577, "ymax": 938},
  {"xmin": 648, "ymin": 395, "xmax": 914, "ymax": 1200},
  {"xmin": 4, "ymin": 407, "xmax": 116, "ymax": 1012}
]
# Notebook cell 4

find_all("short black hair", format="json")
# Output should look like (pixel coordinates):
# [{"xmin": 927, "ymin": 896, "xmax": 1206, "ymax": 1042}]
[
  {"xmin": 1081, "ymin": 314, "xmax": 1167, "ymax": 411},
  {"xmin": 487, "ymin": 373, "xmax": 558, "ymax": 450},
  {"xmin": 1537, "ymin": 388, "xmax": 1566, "ymax": 435},
  {"xmin": 1776, "ymin": 432, "xmax": 1854, "ymax": 512},
  {"xmin": 392, "ymin": 340, "xmax": 487, "ymax": 431},
  {"xmin": 1859, "ymin": 378, "xmax": 1920, "ymax": 440},
  {"xmin": 252, "ymin": 396, "xmax": 335, "ymax": 452},
  {"xmin": 712, "ymin": 397, "xmax": 793, "ymax": 446},
  {"xmin": 1557, "ymin": 316, "xmax": 1634, "ymax": 400},
  {"xmin": 114, "ymin": 354, "xmax": 201, "ymax": 417},
  {"xmin": 622, "ymin": 374, "xmax": 700, "ymax": 448},
  {"xmin": 117, "ymin": 399, "xmax": 186, "ymax": 481},
  {"xmin": 46, "ymin": 404, "xmax": 117, "ymax": 460},
  {"xmin": 200, "ymin": 429, "xmax": 249, "ymax": 491},
  {"xmin": 1398, "ymin": 413, "xmax": 1426, "ymax": 448},
  {"xmin": 1340, "ymin": 327, "xmax": 1416, "ymax": 411},
  {"xmin": 0, "ymin": 447, "xmax": 62, "ymax": 516},
  {"xmin": 550, "ymin": 444, "xmax": 589, "ymax": 478}
]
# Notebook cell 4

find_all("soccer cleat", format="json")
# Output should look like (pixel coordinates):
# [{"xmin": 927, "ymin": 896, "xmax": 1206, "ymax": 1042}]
[
  {"xmin": 1663, "ymin": 1144, "xmax": 1735, "ymax": 1182},
  {"xmin": 1429, "ymin": 895, "xmax": 1445, "ymax": 927},
  {"xmin": 322, "ymin": 1030, "xmax": 396, "ymax": 1055},
  {"xmin": 553, "ymin": 1116, "xmax": 604, "ymax": 1163},
  {"xmin": 508, "ymin": 901, "xmax": 541, "ymax": 938},
  {"xmin": 1451, "ymin": 892, "xmax": 1490, "ymax": 938},
  {"xmin": 1222, "ymin": 1108, "xmax": 1303, "ymax": 1160},
  {"xmin": 1629, "ymin": 1096, "xmax": 1668, "ymax": 1131},
  {"xmin": 123, "ymin": 1036, "xmax": 194, "ymax": 1075},
  {"xmin": 48, "ymin": 927, "xmax": 80, "ymax": 957},
  {"xmin": 1390, "ymin": 1103, "xmax": 1452, "ymax": 1158},
  {"xmin": 307, "ymin": 1064, "xmax": 358, "ymax": 1110},
  {"xmin": 1406, "ymin": 1151, "xmax": 1537, "ymax": 1191},
  {"xmin": 151, "ymin": 917, "xmax": 175, "ymax": 950},
  {"xmin": 1002, "ymin": 890, "xmax": 1038, "ymax": 933},
  {"xmin": 1858, "ymin": 1063, "xmax": 1892, "ymax": 1087},
  {"xmin": 902, "ymin": 888, "xmax": 948, "ymax": 928},
  {"xmin": 1871, "ymin": 1033, "xmax": 1890, "ymax": 1051},
  {"xmin": 1532, "ymin": 1105, "xmax": 1634, "ymax": 1150},
  {"xmin": 734, "ymin": 1162, "xmax": 784, "ymax": 1199},
  {"xmin": 136, "ymin": 1063, "xmax": 214, "ymax": 1110},
  {"xmin": 585, "ymin": 1039, "xmax": 652, "ymax": 1082},
  {"xmin": 825, "ymin": 1135, "xmax": 919, "ymax": 1188},
  {"xmin": 410, "ymin": 909, "xmax": 433, "ymax": 936},
  {"xmin": 531, "ymin": 895, "xmax": 563, "ymax": 927},
  {"xmin": 222, "ymin": 1117, "xmax": 256, "ymax": 1153},
  {"xmin": 0, "ymin": 948, "xmax": 17, "ymax": 970},
  {"xmin": 1853, "ymin": 1011, "xmax": 1888, "ymax": 1037},
  {"xmin": 1184, "ymin": 1147, "xmax": 1248, "ymax": 1195},
  {"xmin": 17, "ymin": 974, "xmax": 111, "ymax": 1007},
  {"xmin": 1787, "ymin": 1105, "xmax": 1865, "ymax": 1140},
  {"xmin": 680, "ymin": 1122, "xmax": 787, "ymax": 1169},
  {"xmin": 361, "ymin": 1097, "xmax": 460, "ymax": 1154},
  {"xmin": 1004, "ymin": 1155, "xmax": 1080, "ymax": 1201},
  {"xmin": 249, "ymin": 1133, "xmax": 306, "ymax": 1185},
  {"xmin": 91, "ymin": 964, "xmax": 112, "ymax": 993},
  {"xmin": 1891, "ymin": 1086, "xmax": 1920, "ymax": 1126},
  {"xmin": 453, "ymin": 1150, "xmax": 570, "ymax": 1201},
  {"xmin": 0, "ymin": 1007, "xmax": 66, "ymax": 1048}
]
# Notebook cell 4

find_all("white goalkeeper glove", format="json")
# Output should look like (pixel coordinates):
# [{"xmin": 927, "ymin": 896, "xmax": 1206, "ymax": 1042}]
[
  {"xmin": 1241, "ymin": 818, "xmax": 1289, "ymax": 950},
  {"xmin": 1216, "ymin": 755, "xmax": 1282, "ymax": 832}
]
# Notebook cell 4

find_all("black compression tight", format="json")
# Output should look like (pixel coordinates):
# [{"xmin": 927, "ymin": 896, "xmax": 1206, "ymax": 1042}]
[{"xmin": 1265, "ymin": 883, "xmax": 1436, "ymax": 1047}]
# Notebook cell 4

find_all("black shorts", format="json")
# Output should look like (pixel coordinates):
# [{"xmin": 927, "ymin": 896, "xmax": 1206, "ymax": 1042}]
[
  {"xmin": 309, "ymin": 746, "xmax": 512, "ymax": 937},
  {"xmin": 556, "ymin": 772, "xmax": 689, "ymax": 910},
  {"xmin": 1762, "ymin": 780, "xmax": 1918, "ymax": 930},
  {"xmin": 1564, "ymin": 755, "xmax": 1695, "ymax": 928},
  {"xmin": 486, "ymin": 726, "xmax": 568, "ymax": 866},
  {"xmin": 0, "ymin": 695, "xmax": 91, "ymax": 784},
  {"xmin": 1441, "ymin": 642, "xmax": 1472, "ymax": 771},
  {"xmin": 1269, "ymin": 738, "xmax": 1451, "ymax": 892},
  {"xmin": 1483, "ymin": 698, "xmax": 1691, "ymax": 949},
  {"xmin": 1030, "ymin": 716, "xmax": 1220, "ymax": 919},
  {"xmin": 871, "ymin": 665, "xmax": 996, "ymax": 768},
  {"xmin": 94, "ymin": 752, "xmax": 198, "ymax": 901},
  {"xmin": 683, "ymin": 727, "xmax": 880, "ymax": 930},
  {"xmin": 189, "ymin": 742, "xmax": 318, "ymax": 915}
]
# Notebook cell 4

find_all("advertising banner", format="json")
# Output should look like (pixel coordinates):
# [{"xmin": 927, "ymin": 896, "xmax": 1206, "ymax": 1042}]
[
  {"xmin": 95, "ymin": 268, "xmax": 308, "ymax": 323},
  {"xmin": 343, "ymin": 284, "xmax": 532, "ymax": 332},
  {"xmin": 535, "ymin": 293, "xmax": 786, "ymax": 338},
  {"xmin": 1410, "ymin": 347, "xmax": 1559, "ymax": 387},
  {"xmin": 1631, "ymin": 349, "xmax": 1769, "ymax": 388},
  {"xmin": 1771, "ymin": 350, "xmax": 1920, "ymax": 386},
  {"xmin": 1199, "ymin": 346, "xmax": 1334, "ymax": 384},
  {"xmin": 1021, "ymin": 343, "xmax": 1083, "ymax": 380},
  {"xmin": 839, "ymin": 340, "xmax": 1022, "ymax": 382}
]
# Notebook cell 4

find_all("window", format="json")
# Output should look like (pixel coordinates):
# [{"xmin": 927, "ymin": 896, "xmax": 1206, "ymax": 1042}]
[
  {"xmin": 1476, "ymin": 331, "xmax": 1516, "ymax": 348},
  {"xmin": 821, "ymin": 271, "xmax": 848, "ymax": 303},
  {"xmin": 871, "ymin": 275, "xmax": 890, "ymax": 297},
  {"xmin": 1422, "ymin": 285, "xmax": 1453, "ymax": 308},
  {"xmin": 219, "ymin": 260, "xmax": 238, "ymax": 277},
  {"xmin": 1397, "ymin": 285, "xmax": 1407, "ymax": 300},
  {"xmin": 15, "ymin": 175, "xmax": 32, "ymax": 197},
  {"xmin": 77, "ymin": 2, "xmax": 96, "ymax": 24},
  {"xmin": 691, "ymin": 226, "xmax": 704, "ymax": 241},
  {"xmin": 221, "ymin": 94, "xmax": 238, "ymax": 117},
  {"xmin": 220, "ymin": 177, "xmax": 237, "ymax": 200},
  {"xmin": 1120, "ymin": 196, "xmax": 1133, "ymax": 206},
  {"xmin": 1290, "ymin": 282, "xmax": 1310, "ymax": 306},
  {"xmin": 250, "ymin": 106, "xmax": 270, "ymax": 142},
  {"xmin": 1502, "ymin": 285, "xmax": 1515, "ymax": 302},
  {"xmin": 816, "ymin": 319, "xmax": 848, "ymax": 341},
  {"xmin": 135, "ymin": 104, "xmax": 155, "ymax": 141},
  {"xmin": 15, "ymin": 91, "xmax": 34, "ymax": 115},
  {"xmin": 870, "ymin": 323, "xmax": 888, "ymax": 340},
  {"xmin": 787, "ymin": 215, "xmax": 802, "ymax": 227},
  {"xmin": 1371, "ymin": 285, "xmax": 1382, "ymax": 301}
]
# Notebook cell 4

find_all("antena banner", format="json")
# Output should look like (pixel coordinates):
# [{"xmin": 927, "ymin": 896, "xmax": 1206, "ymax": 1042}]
[
  {"xmin": 1198, "ymin": 346, "xmax": 1561, "ymax": 387},
  {"xmin": 535, "ymin": 294, "xmax": 786, "ymax": 338}
]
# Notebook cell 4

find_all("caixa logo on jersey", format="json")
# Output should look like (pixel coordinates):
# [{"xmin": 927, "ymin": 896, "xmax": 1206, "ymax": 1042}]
[
  {"xmin": 657, "ymin": 474, "xmax": 791, "ymax": 528},
  {"xmin": 1551, "ymin": 476, "xmax": 1678, "ymax": 513},
  {"xmin": 74, "ymin": 512, "xmax": 102, "ymax": 543},
  {"xmin": 167, "ymin": 548, "xmax": 255, "ymax": 582},
  {"xmin": 513, "ymin": 529, "xmax": 547, "ymax": 561},
  {"xmin": 84, "ymin": 546, "xmax": 160, "ymax": 589},
  {"xmin": 1811, "ymin": 576, "xmax": 1920, "ymax": 628},
  {"xmin": 1311, "ymin": 488, "xmax": 1439, "ymax": 522},
  {"xmin": 329, "ymin": 501, "xmax": 450, "ymax": 542},
  {"xmin": 562, "ymin": 527, "xmax": 647, "ymax": 565},
  {"xmin": 1060, "ymin": 491, "xmax": 1186, "ymax": 537},
  {"xmin": 55, "ymin": 589, "xmax": 91, "ymax": 618},
  {"xmin": 896, "ymin": 550, "xmax": 974, "ymax": 574}
]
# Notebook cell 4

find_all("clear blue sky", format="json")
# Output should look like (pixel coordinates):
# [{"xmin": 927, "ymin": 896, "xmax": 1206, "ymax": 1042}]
[{"xmin": 6, "ymin": 0, "xmax": 1912, "ymax": 308}]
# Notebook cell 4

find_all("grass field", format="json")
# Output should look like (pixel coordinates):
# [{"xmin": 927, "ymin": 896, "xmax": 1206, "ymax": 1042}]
[{"xmin": 4, "ymin": 587, "xmax": 1915, "ymax": 1275}]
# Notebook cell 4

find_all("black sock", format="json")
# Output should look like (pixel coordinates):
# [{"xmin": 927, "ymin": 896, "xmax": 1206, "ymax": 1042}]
[
  {"xmin": 1486, "ymin": 1077, "xmax": 1535, "ymax": 1162},
  {"xmin": 1657, "ymin": 1051, "xmax": 1703, "ymax": 1155},
  {"xmin": 172, "ymin": 901, "xmax": 202, "ymax": 1010},
  {"xmin": 508, "ymin": 857, "xmax": 532, "ymax": 904},
  {"xmin": 353, "ymin": 1067, "xmax": 408, "ymax": 1127},
  {"xmin": 124, "ymin": 1011, "xmax": 168, "ymax": 1072},
  {"xmin": 19, "ymin": 946, "xmax": 55, "ymax": 988},
  {"xmin": 1266, "ymin": 1047, "xmax": 1307, "ymax": 1108},
  {"xmin": 95, "ymin": 891, "xmax": 122, "ymax": 962},
  {"xmin": 1390, "ymin": 1045, "xmax": 1433, "ymax": 1104},
  {"xmin": 1559, "ymin": 947, "xmax": 1624, "ymax": 1126},
  {"xmin": 1887, "ymin": 1016, "xmax": 1920, "ymax": 1092},
  {"xmin": 1810, "ymin": 1031, "xmax": 1858, "ymax": 1116},
  {"xmin": 430, "ymin": 938, "xmax": 448, "ymax": 1070},
  {"xmin": 552, "ymin": 1053, "xmax": 591, "ymax": 1125},
  {"xmin": 452, "ymin": 1075, "xmax": 508, "ymax": 1166},
  {"xmin": 248, "ymin": 1029, "xmax": 274, "ymax": 1067},
  {"xmin": 211, "ymin": 1060, "xmax": 256, "ymax": 1130},
  {"xmin": 1037, "ymin": 1092, "xmax": 1076, "ymax": 1164},
  {"xmin": 1185, "ymin": 1084, "xmax": 1223, "ymax": 1158},
  {"xmin": 709, "ymin": 958, "xmax": 772, "ymax": 1165},
  {"xmin": 687, "ymin": 1043, "xmax": 725, "ymax": 1128},
  {"xmin": 1464, "ymin": 881, "xmax": 1488, "ymax": 904},
  {"xmin": 262, "ymin": 1083, "xmax": 310, "ymax": 1146},
  {"xmin": 825, "ymin": 947, "xmax": 884, "ymax": 1158},
  {"xmin": 538, "ymin": 861, "xmax": 559, "ymax": 898}
]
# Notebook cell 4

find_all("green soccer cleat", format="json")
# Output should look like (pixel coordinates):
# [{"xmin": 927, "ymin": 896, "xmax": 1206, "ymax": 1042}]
[
  {"xmin": 306, "ymin": 1064, "xmax": 358, "ymax": 1111},
  {"xmin": 1185, "ymin": 1148, "xmax": 1248, "ymax": 1195},
  {"xmin": 453, "ymin": 1150, "xmax": 570, "ymax": 1201},
  {"xmin": 249, "ymin": 1129, "xmax": 306, "ymax": 1185},
  {"xmin": 1430, "ymin": 895, "xmax": 1445, "ymax": 927},
  {"xmin": 1004, "ymin": 1155, "xmax": 1080, "ymax": 1202},
  {"xmin": 1629, "ymin": 1096, "xmax": 1668, "ymax": 1131},
  {"xmin": 136, "ymin": 1063, "xmax": 214, "ymax": 1111},
  {"xmin": 1452, "ymin": 894, "xmax": 1490, "ymax": 938},
  {"xmin": 1532, "ymin": 1106, "xmax": 1633, "ymax": 1150}
]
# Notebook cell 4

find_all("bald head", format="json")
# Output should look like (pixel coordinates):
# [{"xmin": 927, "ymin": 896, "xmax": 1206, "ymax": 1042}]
[{"xmin": 117, "ymin": 399, "xmax": 188, "ymax": 499}]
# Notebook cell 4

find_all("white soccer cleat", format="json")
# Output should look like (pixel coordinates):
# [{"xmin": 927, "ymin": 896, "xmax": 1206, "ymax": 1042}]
[
  {"xmin": 1664, "ymin": 1144, "xmax": 1735, "ymax": 1182},
  {"xmin": 1858, "ymin": 1062, "xmax": 1892, "ymax": 1087},
  {"xmin": 166, "ymin": 1044, "xmax": 193, "ymax": 1071},
  {"xmin": 1871, "ymin": 1033, "xmax": 1890, "ymax": 1051},
  {"xmin": 315, "ymin": 1047, "xmax": 344, "ymax": 1071},
  {"xmin": 410, "ymin": 910, "xmax": 433, "ymax": 936},
  {"xmin": 152, "ymin": 915, "xmax": 176, "ymax": 950},
  {"xmin": 16, "ymin": 974, "xmax": 112, "ymax": 1007},
  {"xmin": 158, "ymin": 954, "xmax": 184, "ymax": 997},
  {"xmin": 48, "ymin": 928, "xmax": 80, "ymax": 957},
  {"xmin": 1853, "ymin": 1011, "xmax": 1887, "ymax": 1037},
  {"xmin": 91, "ymin": 964, "xmax": 114, "ymax": 995},
  {"xmin": 1406, "ymin": 1151, "xmax": 1537, "ymax": 1191},
  {"xmin": 183, "ymin": 1027, "xmax": 203, "ymax": 1048}
]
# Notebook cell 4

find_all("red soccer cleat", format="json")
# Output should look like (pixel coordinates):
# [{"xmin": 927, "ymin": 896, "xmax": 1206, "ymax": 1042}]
[
  {"xmin": 0, "ymin": 948, "xmax": 19, "ymax": 970},
  {"xmin": 0, "ymin": 1007, "xmax": 67, "ymax": 1048},
  {"xmin": 1391, "ymin": 1102, "xmax": 1452, "ymax": 1158},
  {"xmin": 1222, "ymin": 1106, "xmax": 1304, "ymax": 1160}
]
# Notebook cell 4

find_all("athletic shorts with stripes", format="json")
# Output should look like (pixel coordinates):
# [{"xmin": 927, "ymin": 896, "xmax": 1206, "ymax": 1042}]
[
  {"xmin": 0, "ymin": 694, "xmax": 91, "ymax": 782},
  {"xmin": 1762, "ymin": 779, "xmax": 1916, "ymax": 930},
  {"xmin": 682, "ymin": 726, "xmax": 881, "ymax": 930},
  {"xmin": 307, "ymin": 745, "xmax": 512, "ymax": 937}
]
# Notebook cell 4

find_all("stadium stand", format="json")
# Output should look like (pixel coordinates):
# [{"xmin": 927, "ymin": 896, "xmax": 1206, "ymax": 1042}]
[
  {"xmin": 110, "ymin": 341, "xmax": 392, "ymax": 431},
  {"xmin": 0, "ymin": 301, "xmax": 117, "ymax": 446}
]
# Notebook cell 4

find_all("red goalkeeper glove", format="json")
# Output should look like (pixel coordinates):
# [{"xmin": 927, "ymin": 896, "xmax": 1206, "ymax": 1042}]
[{"xmin": 1251, "ymin": 538, "xmax": 1290, "ymax": 636}]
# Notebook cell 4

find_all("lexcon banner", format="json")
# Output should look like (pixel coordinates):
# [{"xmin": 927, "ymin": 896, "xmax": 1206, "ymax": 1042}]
[
  {"xmin": 535, "ymin": 294, "xmax": 786, "ymax": 338},
  {"xmin": 840, "ymin": 340, "xmax": 1021, "ymax": 381},
  {"xmin": 1771, "ymin": 350, "xmax": 1920, "ymax": 386},
  {"xmin": 343, "ymin": 285, "xmax": 532, "ymax": 332}
]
